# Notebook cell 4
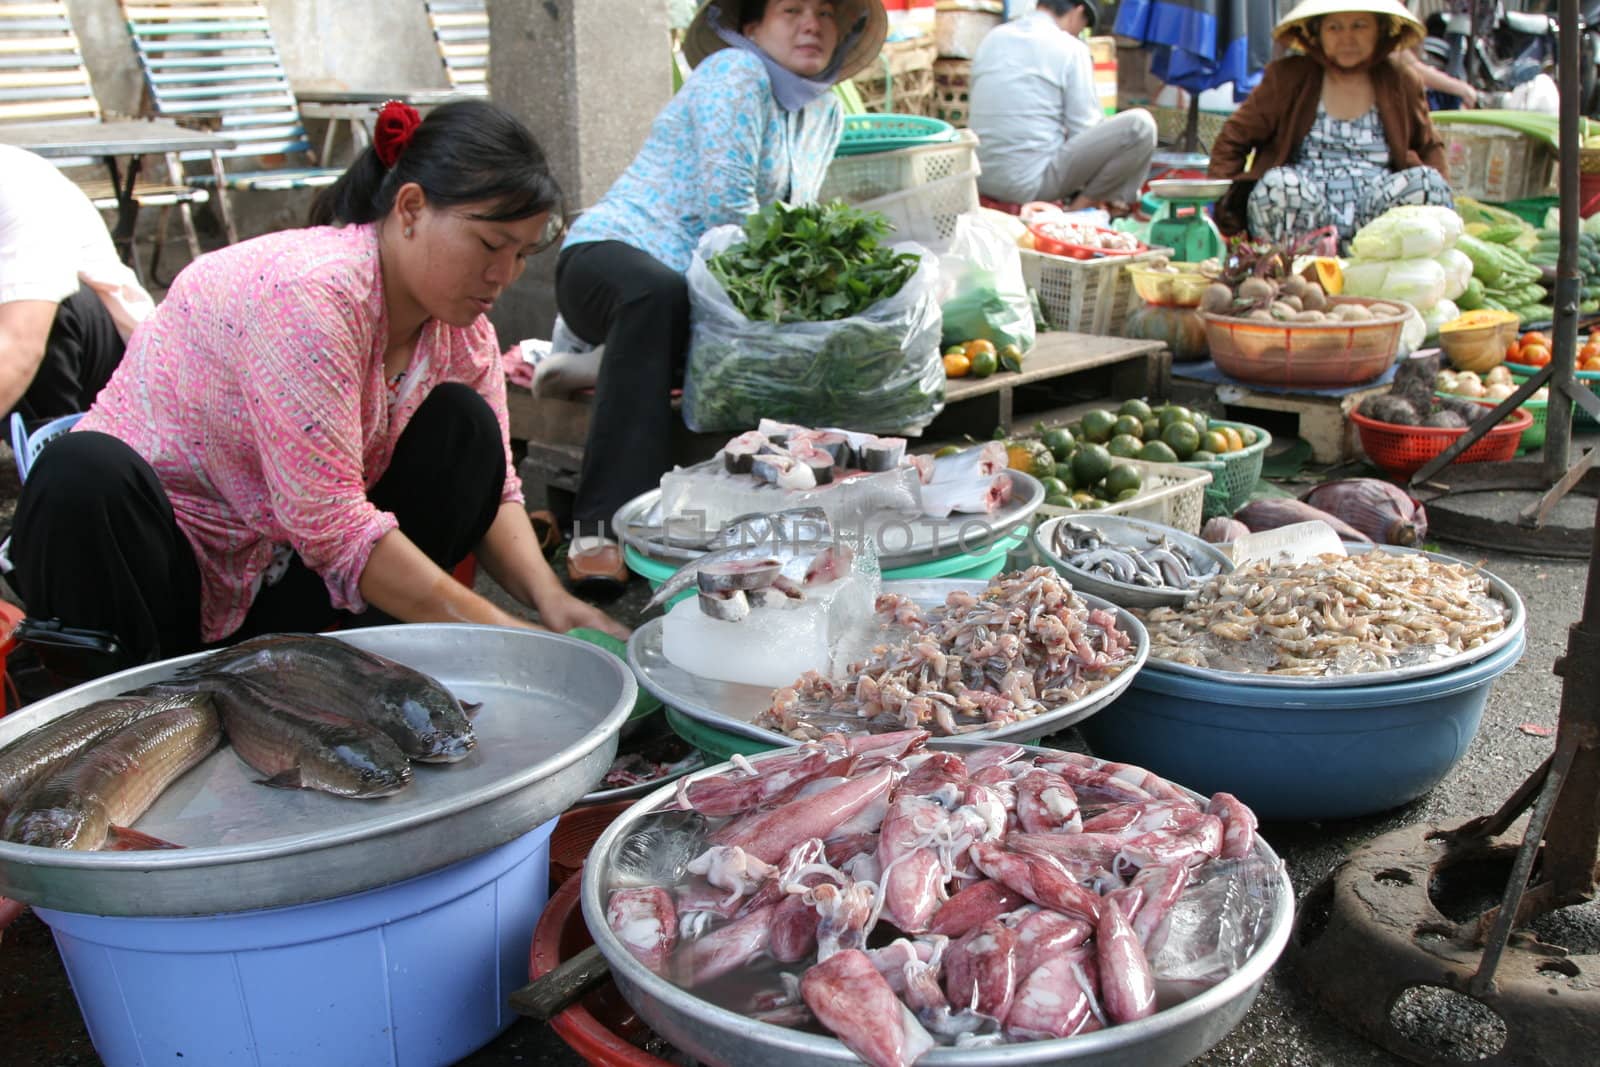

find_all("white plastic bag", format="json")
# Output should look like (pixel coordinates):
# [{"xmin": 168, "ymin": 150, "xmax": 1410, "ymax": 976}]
[
  {"xmin": 682, "ymin": 224, "xmax": 945, "ymax": 434},
  {"xmin": 935, "ymin": 214, "xmax": 1037, "ymax": 353}
]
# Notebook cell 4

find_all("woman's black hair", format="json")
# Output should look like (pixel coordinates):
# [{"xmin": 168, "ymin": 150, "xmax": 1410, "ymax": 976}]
[{"xmin": 308, "ymin": 98, "xmax": 562, "ymax": 228}]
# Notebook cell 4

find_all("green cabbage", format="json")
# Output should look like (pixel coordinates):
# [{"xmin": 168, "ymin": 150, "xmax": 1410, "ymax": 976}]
[
  {"xmin": 1421, "ymin": 298, "xmax": 1462, "ymax": 338},
  {"xmin": 1434, "ymin": 248, "xmax": 1474, "ymax": 301},
  {"xmin": 1350, "ymin": 206, "xmax": 1464, "ymax": 260},
  {"xmin": 1341, "ymin": 257, "xmax": 1448, "ymax": 311}
]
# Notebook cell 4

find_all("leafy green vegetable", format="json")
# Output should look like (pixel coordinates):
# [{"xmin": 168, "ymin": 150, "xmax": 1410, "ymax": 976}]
[{"xmin": 706, "ymin": 201, "xmax": 922, "ymax": 324}]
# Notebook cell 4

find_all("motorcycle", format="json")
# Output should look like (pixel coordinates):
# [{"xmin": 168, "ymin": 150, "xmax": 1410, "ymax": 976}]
[{"xmin": 1420, "ymin": 0, "xmax": 1597, "ymax": 114}]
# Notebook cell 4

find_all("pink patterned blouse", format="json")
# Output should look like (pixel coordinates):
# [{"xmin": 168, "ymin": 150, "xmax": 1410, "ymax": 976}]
[{"xmin": 77, "ymin": 222, "xmax": 523, "ymax": 641}]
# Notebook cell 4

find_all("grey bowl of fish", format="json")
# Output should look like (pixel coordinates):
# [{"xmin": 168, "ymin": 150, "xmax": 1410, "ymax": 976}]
[
  {"xmin": 0, "ymin": 624, "xmax": 633, "ymax": 916},
  {"xmin": 1033, "ymin": 514, "xmax": 1234, "ymax": 611},
  {"xmin": 581, "ymin": 737, "xmax": 1295, "ymax": 1067}
]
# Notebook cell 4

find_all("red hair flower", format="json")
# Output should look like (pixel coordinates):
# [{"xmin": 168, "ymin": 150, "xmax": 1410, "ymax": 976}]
[{"xmin": 373, "ymin": 100, "xmax": 422, "ymax": 167}]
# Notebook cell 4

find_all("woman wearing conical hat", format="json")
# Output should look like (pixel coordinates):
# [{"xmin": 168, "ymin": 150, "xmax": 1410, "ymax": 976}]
[{"xmin": 1208, "ymin": 0, "xmax": 1452, "ymax": 245}]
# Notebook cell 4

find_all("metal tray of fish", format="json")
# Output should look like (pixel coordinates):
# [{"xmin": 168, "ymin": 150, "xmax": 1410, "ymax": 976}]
[
  {"xmin": 613, "ymin": 469, "xmax": 1044, "ymax": 570},
  {"xmin": 580, "ymin": 752, "xmax": 706, "ymax": 805},
  {"xmin": 0, "ymin": 624, "xmax": 634, "ymax": 916},
  {"xmin": 581, "ymin": 738, "xmax": 1295, "ymax": 1067},
  {"xmin": 1144, "ymin": 544, "xmax": 1527, "ymax": 688},
  {"xmin": 1034, "ymin": 513, "xmax": 1235, "ymax": 610},
  {"xmin": 628, "ymin": 579, "xmax": 1149, "ymax": 747}
]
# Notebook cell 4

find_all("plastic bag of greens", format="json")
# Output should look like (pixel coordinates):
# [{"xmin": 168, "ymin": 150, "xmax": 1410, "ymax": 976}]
[
  {"xmin": 683, "ymin": 224, "xmax": 945, "ymax": 434},
  {"xmin": 1350, "ymin": 206, "xmax": 1464, "ymax": 261},
  {"xmin": 936, "ymin": 214, "xmax": 1036, "ymax": 354},
  {"xmin": 1342, "ymin": 256, "xmax": 1447, "ymax": 311}
]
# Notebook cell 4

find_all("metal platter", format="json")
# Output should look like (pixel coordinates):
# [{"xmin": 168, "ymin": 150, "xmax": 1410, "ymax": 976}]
[
  {"xmin": 1147, "ymin": 178, "xmax": 1234, "ymax": 203},
  {"xmin": 579, "ymin": 752, "xmax": 707, "ymax": 805},
  {"xmin": 612, "ymin": 470, "xmax": 1044, "ymax": 570},
  {"xmin": 1142, "ymin": 544, "xmax": 1527, "ymax": 688},
  {"xmin": 0, "ymin": 624, "xmax": 634, "ymax": 916},
  {"xmin": 581, "ymin": 739, "xmax": 1296, "ymax": 1067},
  {"xmin": 1034, "ymin": 513, "xmax": 1235, "ymax": 611},
  {"xmin": 627, "ymin": 578, "xmax": 1149, "ymax": 747}
]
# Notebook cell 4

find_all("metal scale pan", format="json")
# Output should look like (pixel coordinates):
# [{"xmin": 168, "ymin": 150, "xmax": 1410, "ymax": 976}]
[
  {"xmin": 628, "ymin": 578, "xmax": 1150, "ymax": 748},
  {"xmin": 0, "ymin": 624, "xmax": 635, "ymax": 916}
]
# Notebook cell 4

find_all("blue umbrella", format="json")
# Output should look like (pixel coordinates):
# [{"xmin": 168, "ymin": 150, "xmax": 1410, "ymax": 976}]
[{"xmin": 1114, "ymin": 0, "xmax": 1274, "ymax": 100}]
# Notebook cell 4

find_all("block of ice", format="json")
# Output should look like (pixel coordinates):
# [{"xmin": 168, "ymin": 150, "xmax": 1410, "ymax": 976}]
[
  {"xmin": 658, "ymin": 459, "xmax": 922, "ymax": 542},
  {"xmin": 661, "ymin": 573, "xmax": 883, "ymax": 690}
]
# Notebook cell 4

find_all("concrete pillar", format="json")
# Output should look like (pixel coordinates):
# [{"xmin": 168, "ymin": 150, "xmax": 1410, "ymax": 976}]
[{"xmin": 485, "ymin": 0, "xmax": 673, "ymax": 343}]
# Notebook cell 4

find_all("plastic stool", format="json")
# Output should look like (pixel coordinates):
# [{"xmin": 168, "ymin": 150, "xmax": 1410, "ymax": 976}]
[
  {"xmin": 8, "ymin": 411, "xmax": 85, "ymax": 482},
  {"xmin": 0, "ymin": 600, "xmax": 23, "ymax": 716}
]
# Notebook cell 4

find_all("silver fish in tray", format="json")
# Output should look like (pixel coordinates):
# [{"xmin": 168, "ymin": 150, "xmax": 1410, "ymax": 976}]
[{"xmin": 646, "ymin": 507, "xmax": 840, "ymax": 612}]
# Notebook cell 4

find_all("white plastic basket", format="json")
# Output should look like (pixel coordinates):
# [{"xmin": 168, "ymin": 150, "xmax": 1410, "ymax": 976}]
[
  {"xmin": 855, "ymin": 168, "xmax": 980, "ymax": 246},
  {"xmin": 819, "ymin": 129, "xmax": 979, "ymax": 205},
  {"xmin": 1019, "ymin": 246, "xmax": 1171, "ymax": 337},
  {"xmin": 1034, "ymin": 457, "xmax": 1212, "ymax": 534}
]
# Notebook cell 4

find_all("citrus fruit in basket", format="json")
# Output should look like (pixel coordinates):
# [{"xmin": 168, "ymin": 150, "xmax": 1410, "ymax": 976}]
[
  {"xmin": 964, "ymin": 338, "xmax": 997, "ymax": 359},
  {"xmin": 1191, "ymin": 449, "xmax": 1217, "ymax": 461},
  {"xmin": 1040, "ymin": 476, "xmax": 1069, "ymax": 499},
  {"xmin": 970, "ymin": 349, "xmax": 999, "ymax": 378},
  {"xmin": 1157, "ymin": 405, "xmax": 1192, "ymax": 429},
  {"xmin": 1071, "ymin": 443, "xmax": 1112, "ymax": 486},
  {"xmin": 1006, "ymin": 440, "xmax": 1054, "ymax": 477},
  {"xmin": 1139, "ymin": 440, "xmax": 1179, "ymax": 463},
  {"xmin": 1046, "ymin": 492, "xmax": 1075, "ymax": 508},
  {"xmin": 1081, "ymin": 409, "xmax": 1117, "ymax": 443},
  {"xmin": 1222, "ymin": 426, "xmax": 1245, "ymax": 451},
  {"xmin": 1142, "ymin": 416, "xmax": 1161, "ymax": 439},
  {"xmin": 1104, "ymin": 464, "xmax": 1143, "ymax": 498},
  {"xmin": 1108, "ymin": 434, "xmax": 1143, "ymax": 458},
  {"xmin": 1200, "ymin": 429, "xmax": 1230, "ymax": 454},
  {"xmin": 1240, "ymin": 426, "xmax": 1259, "ymax": 446},
  {"xmin": 1161, "ymin": 421, "xmax": 1201, "ymax": 459},
  {"xmin": 1000, "ymin": 344, "xmax": 1025, "ymax": 373},
  {"xmin": 1119, "ymin": 398, "xmax": 1154, "ymax": 420},
  {"xmin": 1054, "ymin": 461, "xmax": 1077, "ymax": 487},
  {"xmin": 1042, "ymin": 427, "xmax": 1076, "ymax": 456},
  {"xmin": 942, "ymin": 352, "xmax": 971, "ymax": 377},
  {"xmin": 1112, "ymin": 414, "xmax": 1145, "ymax": 439}
]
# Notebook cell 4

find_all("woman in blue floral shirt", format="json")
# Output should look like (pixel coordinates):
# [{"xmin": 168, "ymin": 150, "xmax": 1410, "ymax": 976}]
[{"xmin": 555, "ymin": 0, "xmax": 885, "ymax": 592}]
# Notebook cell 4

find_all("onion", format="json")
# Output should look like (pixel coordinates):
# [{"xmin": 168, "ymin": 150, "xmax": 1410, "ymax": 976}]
[
  {"xmin": 1300, "ymin": 479, "xmax": 1428, "ymax": 546},
  {"xmin": 1234, "ymin": 499, "xmax": 1373, "ymax": 543},
  {"xmin": 1200, "ymin": 517, "xmax": 1250, "ymax": 544}
]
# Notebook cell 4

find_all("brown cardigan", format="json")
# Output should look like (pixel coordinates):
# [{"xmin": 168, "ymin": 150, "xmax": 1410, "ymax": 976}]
[{"xmin": 1207, "ymin": 54, "xmax": 1448, "ymax": 236}]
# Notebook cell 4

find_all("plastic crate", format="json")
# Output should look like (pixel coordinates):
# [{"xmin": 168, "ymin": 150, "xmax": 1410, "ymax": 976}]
[
  {"xmin": 855, "ymin": 167, "xmax": 979, "ymax": 245},
  {"xmin": 1350, "ymin": 408, "xmax": 1531, "ymax": 479},
  {"xmin": 1438, "ymin": 392, "xmax": 1549, "ymax": 452},
  {"xmin": 835, "ymin": 113, "xmax": 957, "ymax": 156},
  {"xmin": 933, "ymin": 58, "xmax": 971, "ymax": 127},
  {"xmin": 821, "ymin": 128, "xmax": 978, "ymax": 204},
  {"xmin": 1034, "ymin": 457, "xmax": 1212, "ymax": 534},
  {"xmin": 1177, "ymin": 418, "xmax": 1272, "ymax": 518},
  {"xmin": 1019, "ymin": 245, "xmax": 1170, "ymax": 336},
  {"xmin": 1506, "ymin": 363, "xmax": 1600, "ymax": 429},
  {"xmin": 1440, "ymin": 125, "xmax": 1556, "ymax": 202}
]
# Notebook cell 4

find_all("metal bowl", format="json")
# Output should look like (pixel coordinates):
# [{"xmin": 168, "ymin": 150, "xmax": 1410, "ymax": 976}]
[
  {"xmin": 0, "ymin": 624, "xmax": 634, "ymax": 916},
  {"xmin": 1146, "ymin": 178, "xmax": 1233, "ymax": 202},
  {"xmin": 627, "ymin": 578, "xmax": 1150, "ymax": 748},
  {"xmin": 1144, "ymin": 543, "xmax": 1527, "ymax": 688},
  {"xmin": 1034, "ymin": 513, "xmax": 1234, "ymax": 610},
  {"xmin": 581, "ymin": 739, "xmax": 1295, "ymax": 1067}
]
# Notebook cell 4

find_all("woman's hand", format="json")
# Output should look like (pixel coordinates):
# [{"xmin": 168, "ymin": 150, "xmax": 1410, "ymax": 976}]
[{"xmin": 536, "ymin": 590, "xmax": 632, "ymax": 640}]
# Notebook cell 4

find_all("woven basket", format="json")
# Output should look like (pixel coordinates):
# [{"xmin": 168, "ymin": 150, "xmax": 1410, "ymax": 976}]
[{"xmin": 1581, "ymin": 147, "xmax": 1600, "ymax": 175}]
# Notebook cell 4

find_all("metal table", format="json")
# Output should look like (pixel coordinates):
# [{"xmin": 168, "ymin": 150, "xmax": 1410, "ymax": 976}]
[
  {"xmin": 1, "ymin": 119, "xmax": 236, "ymax": 277},
  {"xmin": 294, "ymin": 86, "xmax": 463, "ymax": 163}
]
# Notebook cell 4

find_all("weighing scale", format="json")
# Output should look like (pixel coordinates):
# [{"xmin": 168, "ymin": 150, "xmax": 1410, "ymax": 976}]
[{"xmin": 1146, "ymin": 178, "xmax": 1232, "ymax": 262}]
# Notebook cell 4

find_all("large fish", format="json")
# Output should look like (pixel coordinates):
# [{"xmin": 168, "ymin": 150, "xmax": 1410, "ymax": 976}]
[
  {"xmin": 0, "ymin": 688, "xmax": 197, "ymax": 823},
  {"xmin": 180, "ymin": 633, "xmax": 475, "ymax": 763},
  {"xmin": 1, "ymin": 696, "xmax": 222, "ymax": 851},
  {"xmin": 200, "ymin": 673, "xmax": 413, "ymax": 798}
]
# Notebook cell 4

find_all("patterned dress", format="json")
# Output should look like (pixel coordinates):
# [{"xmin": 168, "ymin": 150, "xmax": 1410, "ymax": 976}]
[
  {"xmin": 1247, "ymin": 104, "xmax": 1454, "ymax": 245},
  {"xmin": 75, "ymin": 223, "xmax": 522, "ymax": 641}
]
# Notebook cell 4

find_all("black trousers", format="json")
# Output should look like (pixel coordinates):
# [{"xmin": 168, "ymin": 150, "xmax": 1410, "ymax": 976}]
[
  {"xmin": 554, "ymin": 240, "xmax": 690, "ymax": 533},
  {"xmin": 9, "ymin": 382, "xmax": 505, "ymax": 669},
  {"xmin": 10, "ymin": 283, "xmax": 127, "ymax": 424}
]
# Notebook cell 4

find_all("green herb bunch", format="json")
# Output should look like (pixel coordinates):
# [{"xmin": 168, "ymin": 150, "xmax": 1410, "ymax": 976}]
[{"xmin": 707, "ymin": 200, "xmax": 923, "ymax": 324}]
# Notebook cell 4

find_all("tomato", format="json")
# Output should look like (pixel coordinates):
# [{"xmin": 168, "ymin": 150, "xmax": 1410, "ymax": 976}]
[
  {"xmin": 942, "ymin": 352, "xmax": 972, "ymax": 378},
  {"xmin": 1506, "ymin": 338, "xmax": 1522, "ymax": 362},
  {"xmin": 1520, "ymin": 343, "xmax": 1552, "ymax": 368},
  {"xmin": 1581, "ymin": 341, "xmax": 1600, "ymax": 365},
  {"xmin": 1581, "ymin": 354, "xmax": 1600, "ymax": 372},
  {"xmin": 1519, "ymin": 331, "xmax": 1551, "ymax": 354}
]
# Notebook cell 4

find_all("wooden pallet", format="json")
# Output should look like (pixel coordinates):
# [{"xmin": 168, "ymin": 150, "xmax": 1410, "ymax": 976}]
[{"xmin": 507, "ymin": 331, "xmax": 1171, "ymax": 491}]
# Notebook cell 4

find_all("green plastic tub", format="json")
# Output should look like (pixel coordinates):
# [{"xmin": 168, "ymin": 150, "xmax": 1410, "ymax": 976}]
[
  {"xmin": 1177, "ymin": 418, "xmax": 1271, "ymax": 520},
  {"xmin": 665, "ymin": 706, "xmax": 782, "ymax": 763},
  {"xmin": 623, "ymin": 527, "xmax": 1025, "ymax": 605}
]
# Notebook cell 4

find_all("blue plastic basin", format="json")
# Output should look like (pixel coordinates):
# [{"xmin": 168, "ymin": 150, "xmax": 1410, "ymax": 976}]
[
  {"xmin": 1078, "ymin": 631, "xmax": 1526, "ymax": 822},
  {"xmin": 35, "ymin": 818, "xmax": 557, "ymax": 1067}
]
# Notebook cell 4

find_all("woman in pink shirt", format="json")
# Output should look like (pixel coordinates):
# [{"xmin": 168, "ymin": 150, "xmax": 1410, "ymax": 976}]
[{"xmin": 8, "ymin": 99, "xmax": 626, "ymax": 672}]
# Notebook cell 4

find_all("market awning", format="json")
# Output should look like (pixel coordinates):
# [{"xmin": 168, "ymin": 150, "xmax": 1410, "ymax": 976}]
[{"xmin": 1114, "ymin": 0, "xmax": 1275, "ymax": 99}]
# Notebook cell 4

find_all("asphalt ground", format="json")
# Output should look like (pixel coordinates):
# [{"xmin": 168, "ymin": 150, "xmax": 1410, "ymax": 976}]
[{"xmin": 1, "ymin": 473, "xmax": 1596, "ymax": 1066}]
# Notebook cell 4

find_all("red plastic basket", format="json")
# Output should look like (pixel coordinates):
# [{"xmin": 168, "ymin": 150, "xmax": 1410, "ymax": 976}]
[
  {"xmin": 1350, "ymin": 408, "xmax": 1532, "ymax": 479},
  {"xmin": 1026, "ymin": 222, "xmax": 1148, "ymax": 260}
]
